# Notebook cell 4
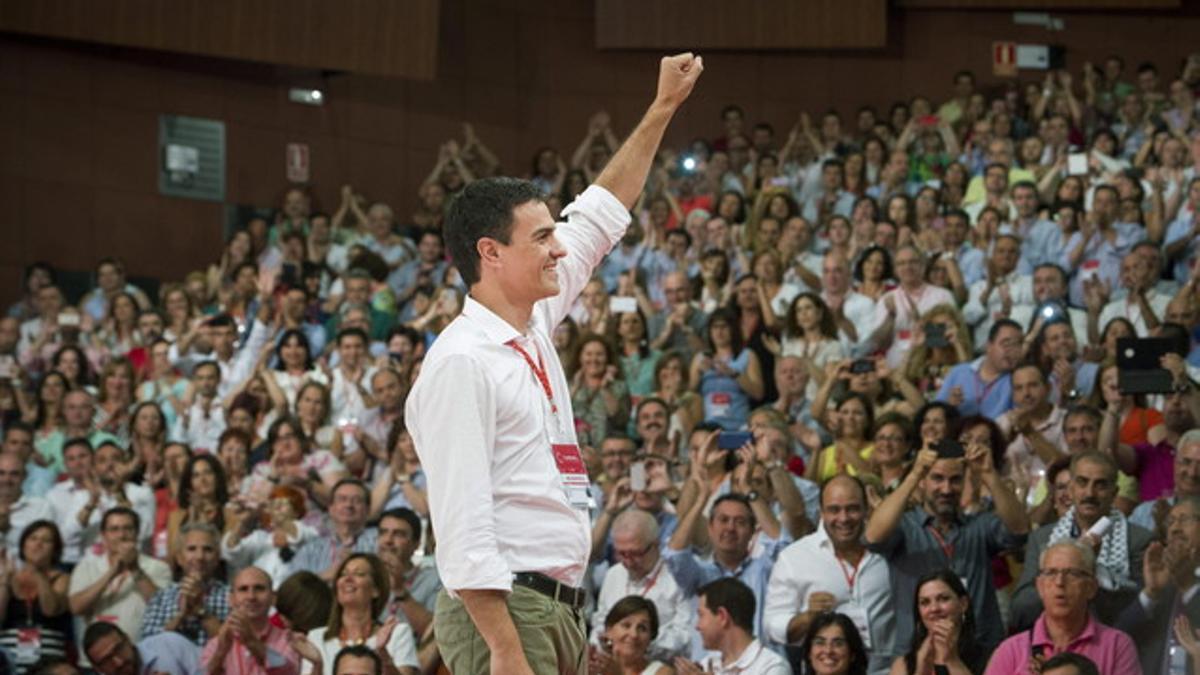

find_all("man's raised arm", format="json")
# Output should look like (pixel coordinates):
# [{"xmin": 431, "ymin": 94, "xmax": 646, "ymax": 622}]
[{"xmin": 595, "ymin": 53, "xmax": 703, "ymax": 209}]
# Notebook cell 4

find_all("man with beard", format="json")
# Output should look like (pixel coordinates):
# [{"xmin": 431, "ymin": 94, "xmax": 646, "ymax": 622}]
[
  {"xmin": 866, "ymin": 439, "xmax": 1029, "ymax": 655},
  {"xmin": 1116, "ymin": 497, "xmax": 1200, "ymax": 675},
  {"xmin": 1010, "ymin": 452, "xmax": 1152, "ymax": 631},
  {"xmin": 377, "ymin": 507, "xmax": 440, "ymax": 636},
  {"xmin": 202, "ymin": 566, "xmax": 301, "ymax": 675},
  {"xmin": 69, "ymin": 507, "xmax": 172, "ymax": 655},
  {"xmin": 141, "ymin": 523, "xmax": 231, "ymax": 646},
  {"xmin": 633, "ymin": 397, "xmax": 674, "ymax": 456},
  {"xmin": 61, "ymin": 441, "xmax": 156, "ymax": 552},
  {"xmin": 85, "ymin": 619, "xmax": 200, "ymax": 675},
  {"xmin": 997, "ymin": 364, "xmax": 1067, "ymax": 483},
  {"xmin": 765, "ymin": 475, "xmax": 896, "ymax": 674}
]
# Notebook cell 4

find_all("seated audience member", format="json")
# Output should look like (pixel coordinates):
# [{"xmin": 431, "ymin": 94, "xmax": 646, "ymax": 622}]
[
  {"xmin": 201, "ymin": 566, "xmax": 302, "ymax": 675},
  {"xmin": 985, "ymin": 540, "xmax": 1141, "ymax": 675},
  {"xmin": 141, "ymin": 523, "xmax": 231, "ymax": 646},
  {"xmin": 68, "ymin": 507, "xmax": 171, "ymax": 650},
  {"xmin": 224, "ymin": 485, "xmax": 318, "ymax": 587},
  {"xmin": 796, "ymin": 611, "xmax": 870, "ymax": 675},
  {"xmin": 592, "ymin": 509, "xmax": 693, "ymax": 661},
  {"xmin": 1129, "ymin": 430, "xmax": 1200, "ymax": 531},
  {"xmin": 84, "ymin": 620, "xmax": 201, "ymax": 675},
  {"xmin": 934, "ymin": 319, "xmax": 1021, "ymax": 418},
  {"xmin": 1010, "ymin": 451, "xmax": 1151, "ymax": 631},
  {"xmin": 677, "ymin": 578, "xmax": 790, "ymax": 674},
  {"xmin": 865, "ymin": 440, "xmax": 1029, "ymax": 656},
  {"xmin": 962, "ymin": 234, "xmax": 1034, "ymax": 352},
  {"xmin": 1116, "ymin": 497, "xmax": 1200, "ymax": 675},
  {"xmin": 291, "ymin": 553, "xmax": 418, "ymax": 675},
  {"xmin": 274, "ymin": 571, "xmax": 333, "ymax": 634},
  {"xmin": 995, "ymin": 363, "xmax": 1066, "ymax": 480},
  {"xmin": 173, "ymin": 360, "xmax": 228, "ymax": 454},
  {"xmin": 376, "ymin": 508, "xmax": 440, "ymax": 636},
  {"xmin": 46, "ymin": 437, "xmax": 100, "ymax": 565},
  {"xmin": 0, "ymin": 520, "xmax": 71, "ymax": 672},
  {"xmin": 765, "ymin": 475, "xmax": 896, "ymax": 674},
  {"xmin": 4, "ymin": 423, "xmax": 54, "ymax": 497},
  {"xmin": 866, "ymin": 246, "xmax": 955, "ymax": 369},
  {"xmin": 293, "ymin": 479, "xmax": 378, "ymax": 581},
  {"xmin": 0, "ymin": 452, "xmax": 54, "ymax": 559},
  {"xmin": 61, "ymin": 440, "xmax": 157, "ymax": 552},
  {"xmin": 890, "ymin": 570, "xmax": 984, "ymax": 675},
  {"xmin": 588, "ymin": 596, "xmax": 671, "ymax": 675}
]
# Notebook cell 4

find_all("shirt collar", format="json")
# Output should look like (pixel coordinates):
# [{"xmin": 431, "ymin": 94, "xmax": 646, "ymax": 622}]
[
  {"xmin": 725, "ymin": 639, "xmax": 766, "ymax": 670},
  {"xmin": 1032, "ymin": 613, "xmax": 1098, "ymax": 648},
  {"xmin": 461, "ymin": 295, "xmax": 525, "ymax": 345}
]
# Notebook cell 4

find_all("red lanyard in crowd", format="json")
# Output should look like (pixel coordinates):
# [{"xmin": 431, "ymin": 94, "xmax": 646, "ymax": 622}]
[
  {"xmin": 508, "ymin": 339, "xmax": 557, "ymax": 415},
  {"xmin": 836, "ymin": 553, "xmax": 861, "ymax": 592},
  {"xmin": 926, "ymin": 525, "xmax": 955, "ymax": 561}
]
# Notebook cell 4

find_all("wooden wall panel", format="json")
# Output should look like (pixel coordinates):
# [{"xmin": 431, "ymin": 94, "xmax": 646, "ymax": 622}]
[
  {"xmin": 0, "ymin": 0, "xmax": 1198, "ymax": 307},
  {"xmin": 0, "ymin": 0, "xmax": 440, "ymax": 79},
  {"xmin": 596, "ymin": 0, "xmax": 888, "ymax": 49},
  {"xmin": 899, "ymin": 0, "xmax": 1176, "ymax": 7}
]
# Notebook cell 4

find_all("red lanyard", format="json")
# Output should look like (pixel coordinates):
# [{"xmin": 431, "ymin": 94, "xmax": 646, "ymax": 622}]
[
  {"xmin": 836, "ymin": 553, "xmax": 861, "ymax": 592},
  {"xmin": 508, "ymin": 339, "xmax": 557, "ymax": 415},
  {"xmin": 974, "ymin": 369, "xmax": 1001, "ymax": 410},
  {"xmin": 926, "ymin": 525, "xmax": 954, "ymax": 561}
]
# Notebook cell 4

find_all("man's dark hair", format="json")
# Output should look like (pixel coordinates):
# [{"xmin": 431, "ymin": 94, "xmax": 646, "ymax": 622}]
[
  {"xmin": 332, "ymin": 477, "xmax": 370, "ymax": 504},
  {"xmin": 380, "ymin": 507, "xmax": 422, "ymax": 544},
  {"xmin": 710, "ymin": 493, "xmax": 756, "ymax": 529},
  {"xmin": 698, "ymin": 578, "xmax": 755, "ymax": 633},
  {"xmin": 1033, "ymin": 263, "xmax": 1068, "ymax": 288},
  {"xmin": 1105, "ymin": 54, "xmax": 1124, "ymax": 69},
  {"xmin": 62, "ymin": 436, "xmax": 93, "ymax": 455},
  {"xmin": 984, "ymin": 162, "xmax": 1009, "ymax": 179},
  {"xmin": 1011, "ymin": 180, "xmax": 1038, "ymax": 195},
  {"xmin": 1137, "ymin": 61, "xmax": 1157, "ymax": 75},
  {"xmin": 988, "ymin": 318, "xmax": 1022, "ymax": 343},
  {"xmin": 3, "ymin": 421, "xmax": 33, "ymax": 439},
  {"xmin": 193, "ymin": 360, "xmax": 221, "ymax": 379},
  {"xmin": 1040, "ymin": 652, "xmax": 1100, "ymax": 675},
  {"xmin": 101, "ymin": 506, "xmax": 140, "ymax": 534},
  {"xmin": 332, "ymin": 645, "xmax": 382, "ymax": 675},
  {"xmin": 83, "ymin": 620, "xmax": 127, "ymax": 656},
  {"xmin": 944, "ymin": 208, "xmax": 970, "ymax": 225},
  {"xmin": 445, "ymin": 177, "xmax": 545, "ymax": 288},
  {"xmin": 206, "ymin": 314, "xmax": 236, "ymax": 330},
  {"xmin": 336, "ymin": 327, "xmax": 369, "ymax": 346},
  {"xmin": 1094, "ymin": 184, "xmax": 1119, "ymax": 203},
  {"xmin": 30, "ymin": 655, "xmax": 77, "ymax": 675},
  {"xmin": 635, "ymin": 396, "xmax": 670, "ymax": 422}
]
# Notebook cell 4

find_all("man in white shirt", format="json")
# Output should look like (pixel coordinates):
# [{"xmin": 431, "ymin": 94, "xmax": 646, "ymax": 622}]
[
  {"xmin": 1096, "ymin": 251, "xmax": 1171, "ymax": 337},
  {"xmin": 48, "ymin": 437, "xmax": 101, "ymax": 564},
  {"xmin": 59, "ymin": 440, "xmax": 157, "ymax": 552},
  {"xmin": 593, "ymin": 509, "xmax": 694, "ymax": 661},
  {"xmin": 763, "ymin": 475, "xmax": 896, "ymax": 675},
  {"xmin": 678, "ymin": 578, "xmax": 789, "ymax": 675},
  {"xmin": 0, "ymin": 452, "xmax": 54, "ymax": 559},
  {"xmin": 407, "ymin": 53, "xmax": 703, "ymax": 675},
  {"xmin": 867, "ymin": 246, "xmax": 956, "ymax": 368},
  {"xmin": 819, "ymin": 251, "xmax": 874, "ymax": 356},
  {"xmin": 172, "ymin": 361, "xmax": 227, "ymax": 454},
  {"xmin": 963, "ymin": 234, "xmax": 1034, "ymax": 352}
]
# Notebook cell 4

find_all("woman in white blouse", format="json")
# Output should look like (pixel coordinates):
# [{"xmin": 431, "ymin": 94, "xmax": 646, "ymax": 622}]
[
  {"xmin": 291, "ymin": 553, "xmax": 419, "ymax": 675},
  {"xmin": 780, "ymin": 292, "xmax": 846, "ymax": 391}
]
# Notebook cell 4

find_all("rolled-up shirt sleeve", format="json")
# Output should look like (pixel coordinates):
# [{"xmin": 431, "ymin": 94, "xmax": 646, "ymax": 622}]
[
  {"xmin": 408, "ymin": 354, "xmax": 510, "ymax": 593},
  {"xmin": 543, "ymin": 185, "xmax": 631, "ymax": 328}
]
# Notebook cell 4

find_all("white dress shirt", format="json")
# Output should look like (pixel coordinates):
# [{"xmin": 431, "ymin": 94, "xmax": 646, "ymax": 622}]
[
  {"xmin": 962, "ymin": 271, "xmax": 1035, "ymax": 352},
  {"xmin": 1098, "ymin": 289, "xmax": 1171, "ymax": 337},
  {"xmin": 592, "ymin": 558, "xmax": 696, "ymax": 661},
  {"xmin": 763, "ymin": 525, "xmax": 897, "ymax": 675},
  {"xmin": 699, "ymin": 639, "xmax": 790, "ymax": 675},
  {"xmin": 407, "ymin": 185, "xmax": 630, "ymax": 593},
  {"xmin": 5, "ymin": 494, "xmax": 54, "ymax": 559},
  {"xmin": 172, "ymin": 399, "xmax": 227, "ymax": 453},
  {"xmin": 869, "ymin": 285, "xmax": 956, "ymax": 369},
  {"xmin": 53, "ymin": 482, "xmax": 157, "ymax": 560}
]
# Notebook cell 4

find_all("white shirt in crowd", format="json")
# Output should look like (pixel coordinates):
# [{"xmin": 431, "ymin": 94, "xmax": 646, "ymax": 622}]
[
  {"xmin": 49, "ymin": 480, "xmax": 156, "ymax": 562},
  {"xmin": 870, "ymin": 285, "xmax": 956, "ymax": 369},
  {"xmin": 592, "ymin": 558, "xmax": 696, "ymax": 662},
  {"xmin": 962, "ymin": 271, "xmax": 1035, "ymax": 352},
  {"xmin": 407, "ymin": 185, "xmax": 630, "ymax": 593},
  {"xmin": 699, "ymin": 639, "xmax": 790, "ymax": 675},
  {"xmin": 764, "ymin": 524, "xmax": 898, "ymax": 675},
  {"xmin": 5, "ymin": 494, "xmax": 54, "ymax": 559},
  {"xmin": 1098, "ymin": 288, "xmax": 1172, "ymax": 337}
]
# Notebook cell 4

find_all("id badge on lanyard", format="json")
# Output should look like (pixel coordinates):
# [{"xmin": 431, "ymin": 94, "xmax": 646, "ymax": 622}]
[{"xmin": 509, "ymin": 339, "xmax": 593, "ymax": 509}]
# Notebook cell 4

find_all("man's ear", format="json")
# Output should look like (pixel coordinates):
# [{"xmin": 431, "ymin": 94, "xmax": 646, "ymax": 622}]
[{"xmin": 477, "ymin": 238, "xmax": 502, "ymax": 270}]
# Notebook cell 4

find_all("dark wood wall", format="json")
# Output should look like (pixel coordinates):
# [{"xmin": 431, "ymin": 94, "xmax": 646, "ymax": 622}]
[{"xmin": 1, "ymin": 0, "xmax": 1198, "ymax": 306}]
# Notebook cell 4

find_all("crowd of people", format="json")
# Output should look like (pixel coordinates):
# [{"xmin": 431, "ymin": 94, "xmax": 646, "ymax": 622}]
[{"xmin": 2, "ymin": 51, "xmax": 1200, "ymax": 675}]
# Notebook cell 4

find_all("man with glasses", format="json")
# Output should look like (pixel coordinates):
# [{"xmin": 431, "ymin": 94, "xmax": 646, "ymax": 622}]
[
  {"xmin": 1010, "ymin": 452, "xmax": 1152, "ymax": 631},
  {"xmin": 1130, "ymin": 430, "xmax": 1200, "ymax": 531},
  {"xmin": 866, "ymin": 245, "xmax": 955, "ymax": 369},
  {"xmin": 293, "ymin": 479, "xmax": 377, "ymax": 582},
  {"xmin": 985, "ymin": 540, "xmax": 1141, "ymax": 675},
  {"xmin": 84, "ymin": 620, "xmax": 200, "ymax": 675},
  {"xmin": 68, "ymin": 507, "xmax": 172, "ymax": 658},
  {"xmin": 591, "ymin": 509, "xmax": 693, "ymax": 661},
  {"xmin": 765, "ymin": 475, "xmax": 897, "ymax": 674}
]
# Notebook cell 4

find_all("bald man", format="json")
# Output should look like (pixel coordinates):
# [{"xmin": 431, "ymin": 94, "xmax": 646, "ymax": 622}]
[{"xmin": 201, "ymin": 567, "xmax": 301, "ymax": 674}]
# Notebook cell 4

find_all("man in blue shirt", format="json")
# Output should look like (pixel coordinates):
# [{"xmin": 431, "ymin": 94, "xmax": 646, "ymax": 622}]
[
  {"xmin": 936, "ymin": 319, "xmax": 1021, "ymax": 418},
  {"xmin": 84, "ymin": 620, "xmax": 201, "ymax": 675}
]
